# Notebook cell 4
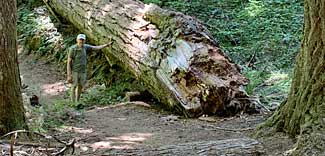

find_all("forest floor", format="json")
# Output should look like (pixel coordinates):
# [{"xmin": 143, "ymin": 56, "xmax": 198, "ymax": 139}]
[
  {"xmin": 6, "ymin": 1, "xmax": 303, "ymax": 155},
  {"xmin": 12, "ymin": 53, "xmax": 295, "ymax": 156}
]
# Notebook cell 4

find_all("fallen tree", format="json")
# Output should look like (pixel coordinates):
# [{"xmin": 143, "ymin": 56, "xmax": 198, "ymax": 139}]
[
  {"xmin": 106, "ymin": 138, "xmax": 264, "ymax": 155},
  {"xmin": 47, "ymin": 0, "xmax": 259, "ymax": 117}
]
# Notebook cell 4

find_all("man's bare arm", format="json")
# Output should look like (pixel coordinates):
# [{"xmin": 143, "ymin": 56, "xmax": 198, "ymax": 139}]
[{"xmin": 88, "ymin": 44, "xmax": 109, "ymax": 50}]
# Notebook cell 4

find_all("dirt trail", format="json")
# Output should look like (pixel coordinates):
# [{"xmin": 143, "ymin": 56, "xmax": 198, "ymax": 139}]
[
  {"xmin": 18, "ymin": 54, "xmax": 293, "ymax": 156},
  {"xmin": 19, "ymin": 54, "xmax": 68, "ymax": 105}
]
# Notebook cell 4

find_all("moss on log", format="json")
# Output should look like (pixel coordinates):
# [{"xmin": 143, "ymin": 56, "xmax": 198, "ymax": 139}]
[{"xmin": 47, "ymin": 0, "xmax": 259, "ymax": 117}]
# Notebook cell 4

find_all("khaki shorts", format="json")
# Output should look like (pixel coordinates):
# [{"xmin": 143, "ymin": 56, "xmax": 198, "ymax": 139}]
[{"xmin": 72, "ymin": 72, "xmax": 86, "ymax": 87}]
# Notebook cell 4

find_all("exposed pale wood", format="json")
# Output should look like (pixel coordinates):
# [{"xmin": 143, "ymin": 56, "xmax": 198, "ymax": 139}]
[{"xmin": 47, "ymin": 0, "xmax": 259, "ymax": 117}]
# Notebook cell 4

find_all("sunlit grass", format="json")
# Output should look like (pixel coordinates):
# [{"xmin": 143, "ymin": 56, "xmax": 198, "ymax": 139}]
[{"xmin": 240, "ymin": 0, "xmax": 265, "ymax": 17}]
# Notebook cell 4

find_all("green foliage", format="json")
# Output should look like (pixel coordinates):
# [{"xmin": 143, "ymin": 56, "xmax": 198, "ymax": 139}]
[
  {"xmin": 255, "ymin": 72, "xmax": 291, "ymax": 105},
  {"xmin": 142, "ymin": 0, "xmax": 163, "ymax": 5},
  {"xmin": 42, "ymin": 102, "xmax": 66, "ymax": 129},
  {"xmin": 18, "ymin": 0, "xmax": 43, "ymax": 8},
  {"xmin": 140, "ymin": 0, "xmax": 303, "ymax": 106},
  {"xmin": 18, "ymin": 6, "xmax": 148, "ymax": 110},
  {"xmin": 244, "ymin": 69, "xmax": 291, "ymax": 105},
  {"xmin": 18, "ymin": 6, "xmax": 76, "ymax": 65},
  {"xmin": 19, "ymin": 0, "xmax": 303, "ymax": 110},
  {"xmin": 17, "ymin": 7, "xmax": 37, "ymax": 38},
  {"xmin": 81, "ymin": 72, "xmax": 146, "ymax": 106},
  {"xmin": 141, "ymin": 0, "xmax": 303, "ymax": 71},
  {"xmin": 27, "ymin": 100, "xmax": 79, "ymax": 132},
  {"xmin": 244, "ymin": 70, "xmax": 270, "ymax": 95}
]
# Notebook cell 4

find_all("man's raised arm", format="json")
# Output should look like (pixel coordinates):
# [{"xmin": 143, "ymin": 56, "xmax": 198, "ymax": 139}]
[{"xmin": 86, "ymin": 43, "xmax": 110, "ymax": 51}]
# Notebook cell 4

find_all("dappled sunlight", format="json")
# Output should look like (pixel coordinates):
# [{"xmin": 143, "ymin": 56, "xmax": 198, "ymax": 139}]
[
  {"xmin": 265, "ymin": 72, "xmax": 289, "ymax": 85},
  {"xmin": 18, "ymin": 44, "xmax": 24, "ymax": 54},
  {"xmin": 58, "ymin": 126, "xmax": 94, "ymax": 134},
  {"xmin": 90, "ymin": 141, "xmax": 133, "ymax": 151},
  {"xmin": 242, "ymin": 0, "xmax": 265, "ymax": 17},
  {"xmin": 41, "ymin": 81, "xmax": 68, "ymax": 97},
  {"xmin": 76, "ymin": 132, "xmax": 153, "ymax": 152},
  {"xmin": 106, "ymin": 132, "xmax": 153, "ymax": 142}
]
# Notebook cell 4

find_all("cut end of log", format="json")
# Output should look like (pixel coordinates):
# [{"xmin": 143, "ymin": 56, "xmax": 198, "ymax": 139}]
[{"xmin": 47, "ymin": 0, "xmax": 262, "ymax": 117}]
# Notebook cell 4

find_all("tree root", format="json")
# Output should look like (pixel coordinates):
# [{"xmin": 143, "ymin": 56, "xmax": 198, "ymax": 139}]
[{"xmin": 205, "ymin": 124, "xmax": 255, "ymax": 132}]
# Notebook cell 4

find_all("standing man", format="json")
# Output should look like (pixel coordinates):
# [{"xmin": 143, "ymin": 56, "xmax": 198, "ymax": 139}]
[{"xmin": 67, "ymin": 34, "xmax": 110, "ymax": 102}]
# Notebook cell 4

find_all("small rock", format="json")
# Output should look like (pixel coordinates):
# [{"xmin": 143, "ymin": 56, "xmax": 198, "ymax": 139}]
[
  {"xmin": 160, "ymin": 115, "xmax": 179, "ymax": 122},
  {"xmin": 25, "ymin": 112, "xmax": 31, "ymax": 118},
  {"xmin": 117, "ymin": 118, "xmax": 127, "ymax": 121},
  {"xmin": 80, "ymin": 146, "xmax": 89, "ymax": 152},
  {"xmin": 66, "ymin": 108, "xmax": 82, "ymax": 119},
  {"xmin": 30, "ymin": 95, "xmax": 40, "ymax": 106}
]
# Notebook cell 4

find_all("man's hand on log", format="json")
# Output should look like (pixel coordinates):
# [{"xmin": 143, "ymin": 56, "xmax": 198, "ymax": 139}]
[
  {"xmin": 107, "ymin": 38, "xmax": 113, "ymax": 46},
  {"xmin": 67, "ymin": 75, "xmax": 72, "ymax": 83},
  {"xmin": 102, "ymin": 42, "xmax": 112, "ymax": 48}
]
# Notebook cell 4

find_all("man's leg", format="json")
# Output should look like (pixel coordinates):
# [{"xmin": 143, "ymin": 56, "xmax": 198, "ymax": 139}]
[
  {"xmin": 76, "ymin": 84, "xmax": 83, "ymax": 102},
  {"xmin": 71, "ymin": 85, "xmax": 76, "ymax": 102},
  {"xmin": 76, "ymin": 72, "xmax": 86, "ymax": 102},
  {"xmin": 71, "ymin": 72, "xmax": 78, "ymax": 102}
]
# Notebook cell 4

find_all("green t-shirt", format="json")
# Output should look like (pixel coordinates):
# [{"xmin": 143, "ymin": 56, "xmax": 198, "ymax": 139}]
[{"xmin": 68, "ymin": 44, "xmax": 96, "ymax": 73}]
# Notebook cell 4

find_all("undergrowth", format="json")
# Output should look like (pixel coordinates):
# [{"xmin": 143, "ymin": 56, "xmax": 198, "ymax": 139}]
[
  {"xmin": 18, "ymin": 0, "xmax": 304, "ymax": 111},
  {"xmin": 141, "ymin": 0, "xmax": 303, "ymax": 106},
  {"xmin": 81, "ymin": 72, "xmax": 146, "ymax": 106},
  {"xmin": 17, "ymin": 6, "xmax": 145, "ymax": 100},
  {"xmin": 28, "ymin": 100, "xmax": 80, "ymax": 132},
  {"xmin": 18, "ymin": 5, "xmax": 147, "ymax": 131}
]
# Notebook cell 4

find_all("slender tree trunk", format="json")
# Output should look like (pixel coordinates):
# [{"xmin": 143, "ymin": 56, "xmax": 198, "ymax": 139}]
[
  {"xmin": 260, "ymin": 0, "xmax": 325, "ymax": 155},
  {"xmin": 0, "ymin": 0, "xmax": 27, "ymax": 135},
  {"xmin": 47, "ymin": 0, "xmax": 259, "ymax": 117}
]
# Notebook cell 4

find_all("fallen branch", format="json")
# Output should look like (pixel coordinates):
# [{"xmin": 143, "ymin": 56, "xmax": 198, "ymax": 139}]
[
  {"xmin": 205, "ymin": 124, "xmax": 255, "ymax": 132},
  {"xmin": 52, "ymin": 139, "xmax": 75, "ymax": 156},
  {"xmin": 0, "ymin": 140, "xmax": 47, "ymax": 147},
  {"xmin": 0, "ymin": 130, "xmax": 75, "ymax": 156},
  {"xmin": 89, "ymin": 101, "xmax": 152, "ymax": 111},
  {"xmin": 246, "ymin": 50, "xmax": 258, "ymax": 67},
  {"xmin": 10, "ymin": 134, "xmax": 14, "ymax": 156}
]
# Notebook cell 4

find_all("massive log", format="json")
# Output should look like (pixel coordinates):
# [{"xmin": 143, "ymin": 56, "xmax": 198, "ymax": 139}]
[
  {"xmin": 106, "ymin": 138, "xmax": 265, "ymax": 155},
  {"xmin": 47, "ymin": 0, "xmax": 258, "ymax": 117}
]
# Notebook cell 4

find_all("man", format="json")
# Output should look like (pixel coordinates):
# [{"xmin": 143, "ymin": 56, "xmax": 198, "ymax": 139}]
[{"xmin": 67, "ymin": 34, "xmax": 110, "ymax": 102}]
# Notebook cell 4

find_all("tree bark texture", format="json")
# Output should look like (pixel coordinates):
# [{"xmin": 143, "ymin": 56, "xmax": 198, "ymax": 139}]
[
  {"xmin": 0, "ymin": 0, "xmax": 27, "ymax": 135},
  {"xmin": 47, "ymin": 0, "xmax": 258, "ymax": 117},
  {"xmin": 106, "ymin": 138, "xmax": 264, "ymax": 156},
  {"xmin": 263, "ymin": 0, "xmax": 325, "ymax": 155}
]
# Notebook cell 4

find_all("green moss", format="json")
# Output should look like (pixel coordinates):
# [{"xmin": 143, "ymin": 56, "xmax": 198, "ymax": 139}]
[{"xmin": 145, "ymin": 5, "xmax": 177, "ymax": 31}]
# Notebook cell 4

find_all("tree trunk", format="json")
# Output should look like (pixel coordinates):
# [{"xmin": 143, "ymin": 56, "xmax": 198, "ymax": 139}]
[
  {"xmin": 260, "ymin": 0, "xmax": 325, "ymax": 155},
  {"xmin": 47, "ymin": 0, "xmax": 258, "ymax": 117},
  {"xmin": 0, "ymin": 0, "xmax": 28, "ymax": 135},
  {"xmin": 107, "ymin": 138, "xmax": 264, "ymax": 156}
]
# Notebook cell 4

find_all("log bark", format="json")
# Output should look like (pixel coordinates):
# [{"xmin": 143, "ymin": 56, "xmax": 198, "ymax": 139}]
[
  {"xmin": 258, "ymin": 0, "xmax": 325, "ymax": 155},
  {"xmin": 0, "ymin": 0, "xmax": 27, "ymax": 134},
  {"xmin": 47, "ymin": 0, "xmax": 258, "ymax": 117},
  {"xmin": 105, "ymin": 138, "xmax": 265, "ymax": 156}
]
